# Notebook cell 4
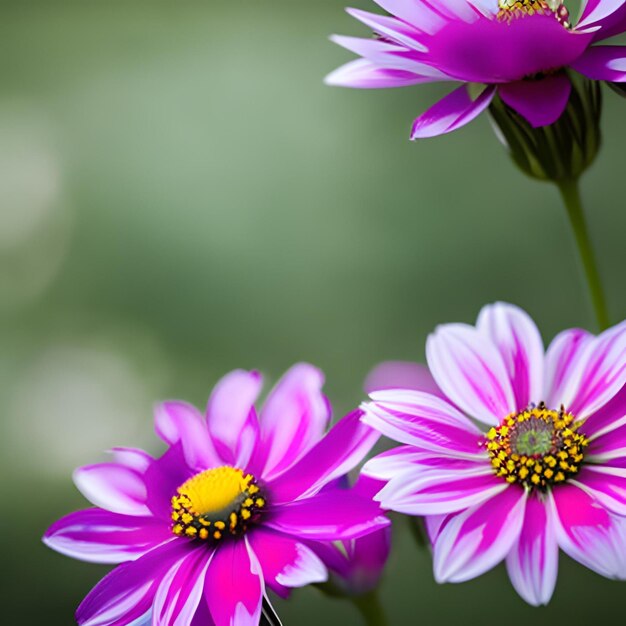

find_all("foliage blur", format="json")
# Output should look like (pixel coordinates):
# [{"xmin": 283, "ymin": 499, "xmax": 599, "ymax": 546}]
[{"xmin": 1, "ymin": 1, "xmax": 625, "ymax": 624}]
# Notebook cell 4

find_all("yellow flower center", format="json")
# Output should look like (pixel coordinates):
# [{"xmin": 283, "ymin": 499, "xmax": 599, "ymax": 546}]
[
  {"xmin": 171, "ymin": 466, "xmax": 266, "ymax": 541},
  {"xmin": 485, "ymin": 403, "xmax": 588, "ymax": 490},
  {"xmin": 497, "ymin": 0, "xmax": 570, "ymax": 26}
]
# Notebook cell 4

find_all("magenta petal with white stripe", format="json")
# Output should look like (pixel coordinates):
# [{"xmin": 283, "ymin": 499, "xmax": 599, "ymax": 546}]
[
  {"xmin": 363, "ymin": 302, "xmax": 626, "ymax": 604},
  {"xmin": 43, "ymin": 509, "xmax": 172, "ymax": 564},
  {"xmin": 205, "ymin": 540, "xmax": 263, "ymax": 626},
  {"xmin": 411, "ymin": 85, "xmax": 496, "ymax": 139},
  {"xmin": 506, "ymin": 496, "xmax": 558, "ymax": 606},
  {"xmin": 73, "ymin": 463, "xmax": 150, "ymax": 517},
  {"xmin": 267, "ymin": 490, "xmax": 390, "ymax": 541},
  {"xmin": 433, "ymin": 488, "xmax": 526, "ymax": 583},
  {"xmin": 574, "ymin": 45, "xmax": 626, "ymax": 81},
  {"xmin": 327, "ymin": 0, "xmax": 626, "ymax": 137},
  {"xmin": 45, "ymin": 365, "xmax": 388, "ymax": 625},
  {"xmin": 426, "ymin": 321, "xmax": 516, "ymax": 424}
]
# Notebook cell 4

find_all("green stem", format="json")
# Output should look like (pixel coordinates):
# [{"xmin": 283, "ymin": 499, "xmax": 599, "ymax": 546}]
[
  {"xmin": 556, "ymin": 179, "xmax": 610, "ymax": 331},
  {"xmin": 351, "ymin": 591, "xmax": 389, "ymax": 626}
]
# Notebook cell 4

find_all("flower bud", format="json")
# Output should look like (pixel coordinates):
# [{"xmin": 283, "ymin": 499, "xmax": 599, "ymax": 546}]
[{"xmin": 488, "ymin": 73, "xmax": 602, "ymax": 182}]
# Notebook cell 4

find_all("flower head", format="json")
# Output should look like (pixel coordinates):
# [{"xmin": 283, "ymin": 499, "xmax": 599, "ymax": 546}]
[
  {"xmin": 44, "ymin": 364, "xmax": 388, "ymax": 625},
  {"xmin": 362, "ymin": 303, "xmax": 626, "ymax": 605},
  {"xmin": 326, "ymin": 0, "xmax": 626, "ymax": 137}
]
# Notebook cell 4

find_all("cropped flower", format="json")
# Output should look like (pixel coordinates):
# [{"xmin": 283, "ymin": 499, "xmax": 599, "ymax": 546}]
[
  {"xmin": 311, "ymin": 476, "xmax": 391, "ymax": 596},
  {"xmin": 362, "ymin": 303, "xmax": 626, "ymax": 605},
  {"xmin": 326, "ymin": 0, "xmax": 626, "ymax": 137},
  {"xmin": 44, "ymin": 364, "xmax": 388, "ymax": 626}
]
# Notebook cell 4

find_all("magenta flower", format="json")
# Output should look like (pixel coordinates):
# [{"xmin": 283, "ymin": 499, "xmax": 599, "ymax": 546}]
[
  {"xmin": 311, "ymin": 476, "xmax": 391, "ymax": 596},
  {"xmin": 362, "ymin": 303, "xmax": 626, "ymax": 605},
  {"xmin": 326, "ymin": 0, "xmax": 626, "ymax": 137},
  {"xmin": 44, "ymin": 364, "xmax": 388, "ymax": 626}
]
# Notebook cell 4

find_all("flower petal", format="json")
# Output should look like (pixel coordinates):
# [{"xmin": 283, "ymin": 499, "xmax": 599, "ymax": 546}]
[
  {"xmin": 363, "ymin": 390, "xmax": 485, "ymax": 461},
  {"xmin": 570, "ymin": 466, "xmax": 626, "ymax": 516},
  {"xmin": 155, "ymin": 402, "xmax": 220, "ymax": 471},
  {"xmin": 76, "ymin": 540, "xmax": 186, "ymax": 626},
  {"xmin": 43, "ymin": 508, "xmax": 171, "ymax": 564},
  {"xmin": 569, "ymin": 321, "xmax": 626, "ymax": 418},
  {"xmin": 205, "ymin": 539, "xmax": 264, "ymax": 626},
  {"xmin": 375, "ymin": 466, "xmax": 507, "ymax": 515},
  {"xmin": 267, "ymin": 490, "xmax": 390, "ymax": 541},
  {"xmin": 258, "ymin": 363, "xmax": 330, "ymax": 480},
  {"xmin": 573, "ymin": 45, "xmax": 626, "ymax": 81},
  {"xmin": 578, "ymin": 0, "xmax": 626, "ymax": 30},
  {"xmin": 268, "ymin": 410, "xmax": 379, "ymax": 503},
  {"xmin": 432, "ymin": 487, "xmax": 526, "ymax": 583},
  {"xmin": 411, "ymin": 84, "xmax": 496, "ymax": 139},
  {"xmin": 364, "ymin": 361, "xmax": 445, "ymax": 397},
  {"xmin": 73, "ymin": 464, "xmax": 150, "ymax": 517},
  {"xmin": 206, "ymin": 370, "xmax": 263, "ymax": 467},
  {"xmin": 153, "ymin": 548, "xmax": 212, "ymax": 626},
  {"xmin": 549, "ymin": 484, "xmax": 626, "ymax": 578},
  {"xmin": 544, "ymin": 328, "xmax": 593, "ymax": 410},
  {"xmin": 505, "ymin": 496, "xmax": 558, "ymax": 606},
  {"xmin": 498, "ymin": 74, "xmax": 571, "ymax": 128},
  {"xmin": 585, "ymin": 384, "xmax": 626, "ymax": 448},
  {"xmin": 248, "ymin": 528, "xmax": 327, "ymax": 597},
  {"xmin": 476, "ymin": 302, "xmax": 544, "ymax": 409},
  {"xmin": 324, "ymin": 59, "xmax": 435, "ymax": 88},
  {"xmin": 426, "ymin": 323, "xmax": 516, "ymax": 424}
]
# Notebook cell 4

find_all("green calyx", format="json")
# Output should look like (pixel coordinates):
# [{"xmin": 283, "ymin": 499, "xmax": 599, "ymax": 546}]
[{"xmin": 488, "ymin": 72, "xmax": 602, "ymax": 182}]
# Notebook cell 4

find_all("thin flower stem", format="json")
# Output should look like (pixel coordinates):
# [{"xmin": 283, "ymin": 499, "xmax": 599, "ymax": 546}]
[
  {"xmin": 352, "ymin": 590, "xmax": 389, "ymax": 626},
  {"xmin": 556, "ymin": 178, "xmax": 610, "ymax": 331}
]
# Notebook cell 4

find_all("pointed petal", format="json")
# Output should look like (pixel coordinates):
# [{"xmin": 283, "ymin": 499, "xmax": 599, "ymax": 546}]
[
  {"xmin": 498, "ymin": 74, "xmax": 571, "ymax": 128},
  {"xmin": 571, "ymin": 466, "xmax": 626, "ymax": 516},
  {"xmin": 426, "ymin": 323, "xmax": 516, "ymax": 424},
  {"xmin": 155, "ymin": 402, "xmax": 220, "ymax": 471},
  {"xmin": 476, "ymin": 302, "xmax": 544, "ymax": 410},
  {"xmin": 569, "ymin": 321, "xmax": 626, "ymax": 418},
  {"xmin": 324, "ymin": 59, "xmax": 436, "ymax": 88},
  {"xmin": 153, "ymin": 548, "xmax": 212, "ymax": 626},
  {"xmin": 205, "ymin": 539, "xmax": 264, "ymax": 626},
  {"xmin": 248, "ymin": 528, "xmax": 327, "ymax": 596},
  {"xmin": 375, "ymin": 466, "xmax": 507, "ymax": 515},
  {"xmin": 363, "ymin": 390, "xmax": 485, "ymax": 458},
  {"xmin": 267, "ymin": 490, "xmax": 390, "ymax": 541},
  {"xmin": 258, "ymin": 363, "xmax": 330, "ymax": 480},
  {"xmin": 544, "ymin": 328, "xmax": 593, "ymax": 411},
  {"xmin": 267, "ymin": 410, "xmax": 379, "ymax": 503},
  {"xmin": 206, "ymin": 370, "xmax": 263, "ymax": 467},
  {"xmin": 573, "ymin": 45, "xmax": 626, "ymax": 81},
  {"xmin": 73, "ymin": 464, "xmax": 150, "ymax": 517},
  {"xmin": 43, "ymin": 508, "xmax": 171, "ymax": 564},
  {"xmin": 549, "ymin": 484, "xmax": 626, "ymax": 578},
  {"xmin": 506, "ymin": 496, "xmax": 558, "ymax": 606},
  {"xmin": 411, "ymin": 84, "xmax": 496, "ymax": 139},
  {"xmin": 76, "ymin": 541, "xmax": 186, "ymax": 626},
  {"xmin": 433, "ymin": 487, "xmax": 526, "ymax": 583}
]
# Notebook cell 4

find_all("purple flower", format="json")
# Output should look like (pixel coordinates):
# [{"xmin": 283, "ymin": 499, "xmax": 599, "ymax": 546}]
[
  {"xmin": 44, "ymin": 364, "xmax": 388, "ymax": 626},
  {"xmin": 362, "ymin": 303, "xmax": 626, "ymax": 605},
  {"xmin": 311, "ymin": 476, "xmax": 391, "ymax": 596},
  {"xmin": 326, "ymin": 0, "xmax": 626, "ymax": 137}
]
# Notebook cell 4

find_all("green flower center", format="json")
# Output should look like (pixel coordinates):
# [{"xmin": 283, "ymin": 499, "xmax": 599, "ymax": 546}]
[{"xmin": 485, "ymin": 403, "xmax": 588, "ymax": 490}]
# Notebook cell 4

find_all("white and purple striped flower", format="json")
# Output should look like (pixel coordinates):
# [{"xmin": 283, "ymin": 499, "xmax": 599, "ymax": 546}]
[
  {"xmin": 326, "ymin": 0, "xmax": 626, "ymax": 137},
  {"xmin": 362, "ymin": 303, "xmax": 626, "ymax": 605},
  {"xmin": 44, "ymin": 364, "xmax": 388, "ymax": 626}
]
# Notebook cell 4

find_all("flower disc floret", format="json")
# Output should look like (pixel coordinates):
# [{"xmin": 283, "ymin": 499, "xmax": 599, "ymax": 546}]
[
  {"xmin": 485, "ymin": 403, "xmax": 588, "ymax": 490},
  {"xmin": 171, "ymin": 466, "xmax": 266, "ymax": 541},
  {"xmin": 497, "ymin": 0, "xmax": 570, "ymax": 26}
]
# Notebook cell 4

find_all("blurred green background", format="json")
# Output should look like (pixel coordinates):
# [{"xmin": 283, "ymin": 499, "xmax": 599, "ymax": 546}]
[{"xmin": 2, "ymin": 0, "xmax": 626, "ymax": 624}]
